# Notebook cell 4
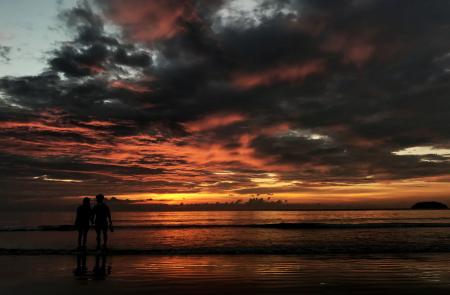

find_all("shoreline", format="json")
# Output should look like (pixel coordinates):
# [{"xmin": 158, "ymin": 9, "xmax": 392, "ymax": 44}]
[
  {"xmin": 2, "ymin": 248, "xmax": 450, "ymax": 256},
  {"xmin": 2, "ymin": 208, "xmax": 449, "ymax": 213},
  {"xmin": 2, "ymin": 254, "xmax": 450, "ymax": 295}
]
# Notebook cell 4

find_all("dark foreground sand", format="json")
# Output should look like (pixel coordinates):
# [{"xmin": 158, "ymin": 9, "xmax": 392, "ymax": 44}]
[{"xmin": 1, "ymin": 254, "xmax": 450, "ymax": 294}]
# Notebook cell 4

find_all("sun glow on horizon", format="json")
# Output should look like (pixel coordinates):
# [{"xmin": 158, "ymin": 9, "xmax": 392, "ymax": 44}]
[{"xmin": 106, "ymin": 175, "xmax": 450, "ymax": 207}]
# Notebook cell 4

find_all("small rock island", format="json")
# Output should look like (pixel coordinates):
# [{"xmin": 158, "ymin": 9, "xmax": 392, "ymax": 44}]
[{"xmin": 411, "ymin": 201, "xmax": 448, "ymax": 210}]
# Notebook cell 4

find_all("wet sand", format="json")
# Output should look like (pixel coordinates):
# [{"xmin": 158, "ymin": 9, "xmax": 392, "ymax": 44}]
[{"xmin": 1, "ymin": 254, "xmax": 450, "ymax": 294}]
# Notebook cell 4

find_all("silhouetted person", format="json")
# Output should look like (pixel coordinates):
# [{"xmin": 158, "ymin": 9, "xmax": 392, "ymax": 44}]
[
  {"xmin": 75, "ymin": 197, "xmax": 92, "ymax": 250},
  {"xmin": 92, "ymin": 194, "xmax": 113, "ymax": 250}
]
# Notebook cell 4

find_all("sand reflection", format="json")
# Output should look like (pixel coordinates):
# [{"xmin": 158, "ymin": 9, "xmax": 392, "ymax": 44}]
[{"xmin": 73, "ymin": 253, "xmax": 112, "ymax": 281}]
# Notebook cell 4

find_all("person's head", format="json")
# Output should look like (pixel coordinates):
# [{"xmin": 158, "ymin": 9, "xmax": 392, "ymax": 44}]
[
  {"xmin": 96, "ymin": 194, "xmax": 105, "ymax": 203},
  {"xmin": 82, "ymin": 197, "xmax": 90, "ymax": 207}
]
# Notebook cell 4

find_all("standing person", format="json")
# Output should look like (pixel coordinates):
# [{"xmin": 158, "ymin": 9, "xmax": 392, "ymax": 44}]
[
  {"xmin": 92, "ymin": 194, "xmax": 113, "ymax": 250},
  {"xmin": 75, "ymin": 197, "xmax": 92, "ymax": 250}
]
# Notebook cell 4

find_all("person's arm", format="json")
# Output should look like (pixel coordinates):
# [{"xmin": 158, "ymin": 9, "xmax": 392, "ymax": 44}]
[
  {"xmin": 91, "ymin": 206, "xmax": 96, "ymax": 225},
  {"xmin": 107, "ymin": 206, "xmax": 112, "ymax": 225},
  {"xmin": 107, "ymin": 206, "xmax": 113, "ymax": 232},
  {"xmin": 90, "ymin": 208, "xmax": 94, "ymax": 225}
]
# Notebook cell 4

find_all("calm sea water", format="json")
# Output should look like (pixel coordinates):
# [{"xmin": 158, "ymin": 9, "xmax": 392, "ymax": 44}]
[{"xmin": 0, "ymin": 210, "xmax": 449, "ymax": 253}]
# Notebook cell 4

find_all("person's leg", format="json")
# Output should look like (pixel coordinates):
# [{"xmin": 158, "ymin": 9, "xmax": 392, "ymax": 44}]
[
  {"xmin": 100, "ymin": 254, "xmax": 106, "ymax": 273},
  {"xmin": 77, "ymin": 229, "xmax": 82, "ymax": 248},
  {"xmin": 81, "ymin": 253, "xmax": 87, "ymax": 272},
  {"xmin": 95, "ymin": 226, "xmax": 101, "ymax": 249},
  {"xmin": 102, "ymin": 227, "xmax": 108, "ymax": 248},
  {"xmin": 82, "ymin": 227, "xmax": 88, "ymax": 248},
  {"xmin": 94, "ymin": 254, "xmax": 100, "ymax": 273},
  {"xmin": 75, "ymin": 253, "xmax": 82, "ymax": 274}
]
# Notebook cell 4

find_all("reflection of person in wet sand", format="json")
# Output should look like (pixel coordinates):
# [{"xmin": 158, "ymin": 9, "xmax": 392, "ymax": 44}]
[
  {"xmin": 73, "ymin": 253, "xmax": 111, "ymax": 280},
  {"xmin": 73, "ymin": 253, "xmax": 87, "ymax": 277},
  {"xmin": 92, "ymin": 194, "xmax": 113, "ymax": 250},
  {"xmin": 93, "ymin": 254, "xmax": 111, "ymax": 280},
  {"xmin": 74, "ymin": 197, "xmax": 92, "ymax": 250}
]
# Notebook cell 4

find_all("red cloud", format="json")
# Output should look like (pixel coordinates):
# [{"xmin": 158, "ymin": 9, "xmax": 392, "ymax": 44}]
[
  {"xmin": 321, "ymin": 32, "xmax": 376, "ymax": 68},
  {"xmin": 104, "ymin": 0, "xmax": 198, "ymax": 42},
  {"xmin": 80, "ymin": 64, "xmax": 105, "ymax": 75},
  {"xmin": 110, "ymin": 80, "xmax": 152, "ymax": 93},
  {"xmin": 232, "ymin": 60, "xmax": 325, "ymax": 89}
]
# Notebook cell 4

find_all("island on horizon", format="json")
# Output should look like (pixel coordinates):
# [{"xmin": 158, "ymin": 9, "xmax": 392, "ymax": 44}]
[{"xmin": 411, "ymin": 201, "xmax": 448, "ymax": 210}]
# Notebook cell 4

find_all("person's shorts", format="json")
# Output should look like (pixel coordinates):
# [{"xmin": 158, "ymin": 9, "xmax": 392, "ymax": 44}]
[
  {"xmin": 76, "ymin": 225, "xmax": 90, "ymax": 231},
  {"xmin": 95, "ymin": 224, "xmax": 108, "ymax": 232}
]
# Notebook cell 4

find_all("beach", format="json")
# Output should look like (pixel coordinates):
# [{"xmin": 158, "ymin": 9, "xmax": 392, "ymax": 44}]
[{"xmin": 2, "ymin": 254, "xmax": 450, "ymax": 294}]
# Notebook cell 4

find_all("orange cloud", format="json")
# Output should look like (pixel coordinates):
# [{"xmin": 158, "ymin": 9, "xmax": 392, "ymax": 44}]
[
  {"xmin": 81, "ymin": 120, "xmax": 117, "ymax": 127},
  {"xmin": 0, "ymin": 115, "xmax": 295, "ymax": 185},
  {"xmin": 3, "ymin": 113, "xmax": 450, "ymax": 204},
  {"xmin": 232, "ymin": 60, "xmax": 325, "ymax": 89},
  {"xmin": 260, "ymin": 123, "xmax": 290, "ymax": 136},
  {"xmin": 0, "ymin": 121, "xmax": 100, "ymax": 136},
  {"xmin": 183, "ymin": 113, "xmax": 246, "ymax": 132}
]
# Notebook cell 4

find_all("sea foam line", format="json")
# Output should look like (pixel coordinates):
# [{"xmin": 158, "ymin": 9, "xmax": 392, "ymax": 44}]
[{"xmin": 1, "ymin": 222, "xmax": 450, "ymax": 231}]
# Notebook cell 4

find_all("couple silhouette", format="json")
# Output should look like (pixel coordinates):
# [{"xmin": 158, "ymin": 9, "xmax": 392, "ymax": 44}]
[{"xmin": 75, "ymin": 194, "xmax": 113, "ymax": 251}]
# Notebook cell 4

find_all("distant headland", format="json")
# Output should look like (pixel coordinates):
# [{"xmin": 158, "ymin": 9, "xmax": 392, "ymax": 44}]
[{"xmin": 411, "ymin": 201, "xmax": 448, "ymax": 210}]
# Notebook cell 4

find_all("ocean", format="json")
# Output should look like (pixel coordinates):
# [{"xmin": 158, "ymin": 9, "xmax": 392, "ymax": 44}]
[
  {"xmin": 2, "ymin": 210, "xmax": 450, "ymax": 294},
  {"xmin": 1, "ymin": 210, "xmax": 450, "ymax": 254}
]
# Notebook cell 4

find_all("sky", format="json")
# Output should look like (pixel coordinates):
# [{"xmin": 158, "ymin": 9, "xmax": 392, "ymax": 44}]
[{"xmin": 0, "ymin": 0, "xmax": 450, "ymax": 210}]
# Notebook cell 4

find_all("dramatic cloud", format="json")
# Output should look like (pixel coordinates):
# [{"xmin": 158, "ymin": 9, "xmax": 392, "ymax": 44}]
[
  {"xmin": 0, "ymin": 46, "xmax": 11, "ymax": 63},
  {"xmin": 1, "ymin": 0, "xmax": 450, "ymax": 208}
]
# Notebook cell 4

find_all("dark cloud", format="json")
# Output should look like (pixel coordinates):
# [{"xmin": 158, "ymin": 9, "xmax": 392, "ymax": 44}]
[
  {"xmin": 0, "ymin": 46, "xmax": 11, "ymax": 63},
  {"xmin": 0, "ymin": 0, "xmax": 450, "ymax": 205},
  {"xmin": 49, "ymin": 4, "xmax": 152, "ymax": 78},
  {"xmin": 49, "ymin": 44, "xmax": 109, "ymax": 77},
  {"xmin": 113, "ymin": 48, "xmax": 151, "ymax": 67}
]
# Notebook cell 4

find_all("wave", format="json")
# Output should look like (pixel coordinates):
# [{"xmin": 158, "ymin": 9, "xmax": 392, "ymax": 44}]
[
  {"xmin": 114, "ymin": 217, "xmax": 450, "ymax": 223},
  {"xmin": 2, "ymin": 222, "xmax": 450, "ymax": 231},
  {"xmin": 1, "ymin": 245, "xmax": 450, "ymax": 255}
]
